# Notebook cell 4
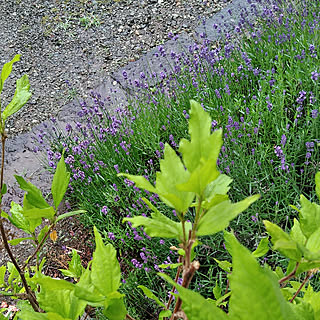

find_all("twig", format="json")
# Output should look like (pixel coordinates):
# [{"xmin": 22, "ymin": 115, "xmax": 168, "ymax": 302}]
[
  {"xmin": 278, "ymin": 262, "xmax": 300, "ymax": 285},
  {"xmin": 0, "ymin": 133, "xmax": 40, "ymax": 312},
  {"xmin": 22, "ymin": 223, "xmax": 55, "ymax": 271},
  {"xmin": 126, "ymin": 314, "xmax": 136, "ymax": 320},
  {"xmin": 290, "ymin": 272, "xmax": 311, "ymax": 303},
  {"xmin": 166, "ymin": 261, "xmax": 183, "ymax": 310}
]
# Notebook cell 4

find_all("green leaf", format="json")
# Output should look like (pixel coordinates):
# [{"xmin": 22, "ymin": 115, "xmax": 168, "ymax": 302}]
[
  {"xmin": 15, "ymin": 175, "xmax": 50, "ymax": 209},
  {"xmin": 155, "ymin": 143, "xmax": 194, "ymax": 212},
  {"xmin": 8, "ymin": 237, "xmax": 33, "ymax": 245},
  {"xmin": 159, "ymin": 273, "xmax": 228, "ymax": 320},
  {"xmin": 158, "ymin": 263, "xmax": 182, "ymax": 269},
  {"xmin": 290, "ymin": 218, "xmax": 307, "ymax": 247},
  {"xmin": 264, "ymin": 220, "xmax": 302, "ymax": 261},
  {"xmin": 51, "ymin": 154, "xmax": 70, "ymax": 210},
  {"xmin": 65, "ymin": 250, "xmax": 83, "ymax": 278},
  {"xmin": 74, "ymin": 266, "xmax": 105, "ymax": 306},
  {"xmin": 291, "ymin": 301, "xmax": 315, "ymax": 320},
  {"xmin": 252, "ymin": 237, "xmax": 269, "ymax": 258},
  {"xmin": 0, "ymin": 54, "xmax": 20, "ymax": 93},
  {"xmin": 8, "ymin": 201, "xmax": 31, "ymax": 234},
  {"xmin": 158, "ymin": 309, "xmax": 172, "ymax": 320},
  {"xmin": 35, "ymin": 276, "xmax": 86, "ymax": 319},
  {"xmin": 213, "ymin": 281, "xmax": 222, "ymax": 300},
  {"xmin": 2, "ymin": 74, "xmax": 32, "ymax": 121},
  {"xmin": 296, "ymin": 260, "xmax": 320, "ymax": 275},
  {"xmin": 23, "ymin": 206, "xmax": 55, "ymax": 220},
  {"xmin": 224, "ymin": 231, "xmax": 298, "ymax": 320},
  {"xmin": 117, "ymin": 173, "xmax": 157, "ymax": 194},
  {"xmin": 197, "ymin": 194, "xmax": 260, "ymax": 236},
  {"xmin": 18, "ymin": 311, "xmax": 71, "ymax": 320},
  {"xmin": 123, "ymin": 209, "xmax": 191, "ymax": 241},
  {"xmin": 56, "ymin": 210, "xmax": 85, "ymax": 222},
  {"xmin": 138, "ymin": 285, "xmax": 166, "ymax": 308},
  {"xmin": 1, "ymin": 183, "xmax": 7, "ymax": 195},
  {"xmin": 304, "ymin": 284, "xmax": 320, "ymax": 318},
  {"xmin": 299, "ymin": 195, "xmax": 320, "ymax": 238},
  {"xmin": 38, "ymin": 225, "xmax": 50, "ymax": 243},
  {"xmin": 103, "ymin": 292, "xmax": 127, "ymax": 320},
  {"xmin": 91, "ymin": 227, "xmax": 121, "ymax": 295},
  {"xmin": 179, "ymin": 100, "xmax": 223, "ymax": 173},
  {"xmin": 305, "ymin": 227, "xmax": 320, "ymax": 259},
  {"xmin": 315, "ymin": 172, "xmax": 320, "ymax": 202},
  {"xmin": 214, "ymin": 259, "xmax": 232, "ymax": 273},
  {"xmin": 0, "ymin": 265, "xmax": 6, "ymax": 287}
]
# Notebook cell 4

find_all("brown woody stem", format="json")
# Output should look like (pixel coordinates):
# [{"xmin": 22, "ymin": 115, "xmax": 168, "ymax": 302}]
[
  {"xmin": 290, "ymin": 272, "xmax": 311, "ymax": 303},
  {"xmin": 0, "ymin": 133, "xmax": 40, "ymax": 312},
  {"xmin": 279, "ymin": 262, "xmax": 299, "ymax": 285}
]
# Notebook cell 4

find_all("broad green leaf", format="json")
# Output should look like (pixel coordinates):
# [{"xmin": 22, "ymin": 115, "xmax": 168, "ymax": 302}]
[
  {"xmin": 75, "ymin": 267, "xmax": 105, "ymax": 306},
  {"xmin": 252, "ymin": 237, "xmax": 269, "ymax": 258},
  {"xmin": 179, "ymin": 100, "xmax": 223, "ymax": 173},
  {"xmin": 0, "ymin": 265, "xmax": 6, "ymax": 287},
  {"xmin": 23, "ymin": 206, "xmax": 55, "ymax": 220},
  {"xmin": 197, "ymin": 194, "xmax": 260, "ymax": 236},
  {"xmin": 91, "ymin": 227, "xmax": 121, "ymax": 295},
  {"xmin": 305, "ymin": 227, "xmax": 320, "ymax": 259},
  {"xmin": 290, "ymin": 218, "xmax": 307, "ymax": 247},
  {"xmin": 159, "ymin": 309, "xmax": 172, "ymax": 320},
  {"xmin": 8, "ymin": 237, "xmax": 33, "ymax": 245},
  {"xmin": 138, "ymin": 285, "xmax": 166, "ymax": 308},
  {"xmin": 0, "ymin": 54, "xmax": 20, "ymax": 93},
  {"xmin": 315, "ymin": 172, "xmax": 320, "ymax": 202},
  {"xmin": 118, "ymin": 173, "xmax": 157, "ymax": 194},
  {"xmin": 155, "ymin": 143, "xmax": 194, "ymax": 212},
  {"xmin": 51, "ymin": 154, "xmax": 70, "ymax": 209},
  {"xmin": 123, "ymin": 210, "xmax": 191, "ymax": 241},
  {"xmin": 304, "ymin": 284, "xmax": 320, "ymax": 318},
  {"xmin": 291, "ymin": 302, "xmax": 315, "ymax": 320},
  {"xmin": 214, "ymin": 259, "xmax": 232, "ymax": 273},
  {"xmin": 299, "ymin": 195, "xmax": 320, "ymax": 238},
  {"xmin": 264, "ymin": 220, "xmax": 302, "ymax": 261},
  {"xmin": 35, "ymin": 276, "xmax": 86, "ymax": 319},
  {"xmin": 8, "ymin": 201, "xmax": 31, "ymax": 234},
  {"xmin": 204, "ymin": 174, "xmax": 233, "ymax": 199},
  {"xmin": 177, "ymin": 157, "xmax": 220, "ymax": 195},
  {"xmin": 224, "ymin": 231, "xmax": 297, "ymax": 320},
  {"xmin": 160, "ymin": 273, "xmax": 228, "ymax": 320},
  {"xmin": 18, "ymin": 310, "xmax": 70, "ymax": 320},
  {"xmin": 56, "ymin": 210, "xmax": 85, "ymax": 222},
  {"xmin": 103, "ymin": 292, "xmax": 127, "ymax": 320},
  {"xmin": 2, "ymin": 74, "xmax": 32, "ymax": 121},
  {"xmin": 15, "ymin": 175, "xmax": 50, "ymax": 209}
]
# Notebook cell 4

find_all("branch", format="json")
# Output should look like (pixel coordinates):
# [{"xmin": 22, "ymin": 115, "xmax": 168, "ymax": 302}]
[
  {"xmin": 279, "ymin": 262, "xmax": 300, "ymax": 285},
  {"xmin": 0, "ymin": 133, "xmax": 40, "ymax": 312},
  {"xmin": 290, "ymin": 271, "xmax": 311, "ymax": 303},
  {"xmin": 22, "ymin": 223, "xmax": 55, "ymax": 271}
]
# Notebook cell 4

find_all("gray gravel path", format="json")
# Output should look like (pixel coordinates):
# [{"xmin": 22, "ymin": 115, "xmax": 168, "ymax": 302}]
[{"xmin": 0, "ymin": 0, "xmax": 230, "ymax": 135}]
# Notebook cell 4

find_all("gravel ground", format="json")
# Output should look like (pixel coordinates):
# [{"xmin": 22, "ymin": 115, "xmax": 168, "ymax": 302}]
[{"xmin": 0, "ymin": 0, "xmax": 230, "ymax": 135}]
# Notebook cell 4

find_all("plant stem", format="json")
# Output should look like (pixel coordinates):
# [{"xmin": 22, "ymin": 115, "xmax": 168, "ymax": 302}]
[
  {"xmin": 278, "ymin": 262, "xmax": 300, "ymax": 285},
  {"xmin": 170, "ymin": 260, "xmax": 200, "ymax": 320},
  {"xmin": 0, "ymin": 133, "xmax": 40, "ymax": 312},
  {"xmin": 22, "ymin": 223, "xmax": 55, "ymax": 271},
  {"xmin": 126, "ymin": 314, "xmax": 136, "ymax": 320},
  {"xmin": 290, "ymin": 271, "xmax": 311, "ymax": 303},
  {"xmin": 166, "ymin": 260, "xmax": 183, "ymax": 310}
]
